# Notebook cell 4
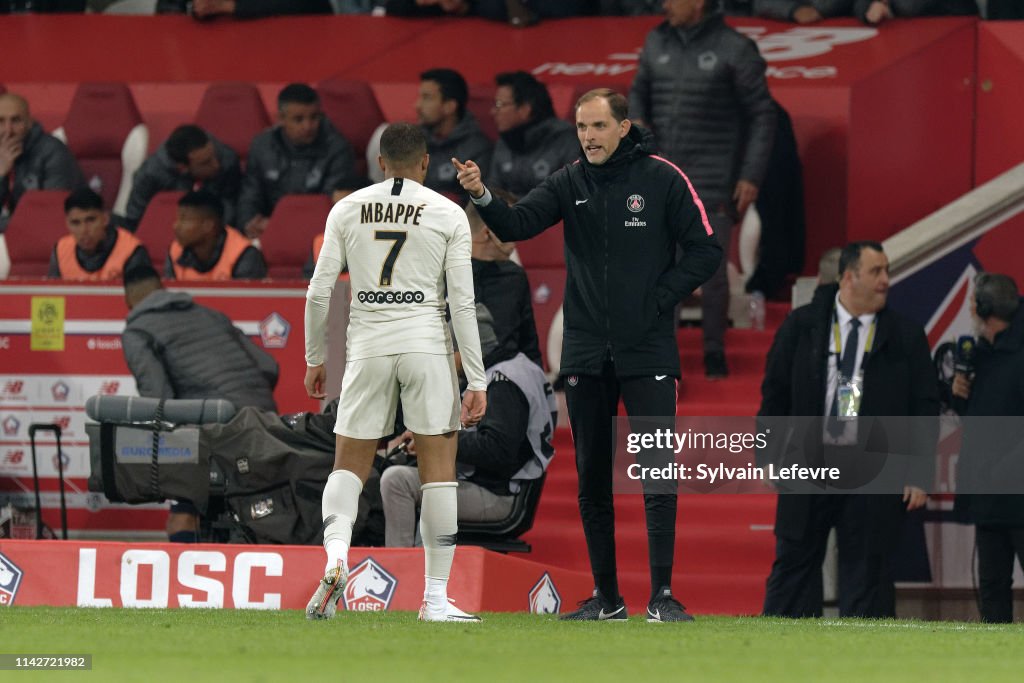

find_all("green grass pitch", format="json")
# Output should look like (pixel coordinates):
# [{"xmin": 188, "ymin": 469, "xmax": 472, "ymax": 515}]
[{"xmin": 4, "ymin": 608, "xmax": 1024, "ymax": 682}]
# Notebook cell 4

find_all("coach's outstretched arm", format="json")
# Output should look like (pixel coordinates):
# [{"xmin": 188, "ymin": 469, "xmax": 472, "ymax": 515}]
[{"xmin": 451, "ymin": 157, "xmax": 561, "ymax": 243}]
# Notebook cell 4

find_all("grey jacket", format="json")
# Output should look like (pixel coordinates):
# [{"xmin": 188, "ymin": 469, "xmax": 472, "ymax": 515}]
[
  {"xmin": 629, "ymin": 12, "xmax": 776, "ymax": 207},
  {"xmin": 0, "ymin": 123, "xmax": 84, "ymax": 233},
  {"xmin": 236, "ymin": 118, "xmax": 360, "ymax": 227},
  {"xmin": 489, "ymin": 116, "xmax": 579, "ymax": 198},
  {"xmin": 123, "ymin": 136, "xmax": 242, "ymax": 231},
  {"xmin": 423, "ymin": 112, "xmax": 493, "ymax": 199},
  {"xmin": 754, "ymin": 0, "xmax": 852, "ymax": 20},
  {"xmin": 122, "ymin": 290, "xmax": 279, "ymax": 412}
]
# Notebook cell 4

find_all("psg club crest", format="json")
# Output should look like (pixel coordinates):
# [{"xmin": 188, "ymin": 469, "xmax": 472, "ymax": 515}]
[
  {"xmin": 626, "ymin": 194, "xmax": 645, "ymax": 213},
  {"xmin": 0, "ymin": 552, "xmax": 24, "ymax": 606},
  {"xmin": 528, "ymin": 572, "xmax": 561, "ymax": 614},
  {"xmin": 343, "ymin": 557, "xmax": 398, "ymax": 612},
  {"xmin": 259, "ymin": 312, "xmax": 291, "ymax": 349}
]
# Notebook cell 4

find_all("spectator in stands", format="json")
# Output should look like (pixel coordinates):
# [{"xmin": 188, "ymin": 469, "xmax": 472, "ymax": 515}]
[
  {"xmin": 123, "ymin": 124, "xmax": 242, "ymax": 233},
  {"xmin": 380, "ymin": 304, "xmax": 556, "ymax": 546},
  {"xmin": 0, "ymin": 93, "xmax": 84, "ymax": 234},
  {"xmin": 760, "ymin": 241, "xmax": 938, "ymax": 618},
  {"xmin": 157, "ymin": 0, "xmax": 374, "ymax": 17},
  {"xmin": 49, "ymin": 187, "xmax": 151, "ymax": 281},
  {"xmin": 952, "ymin": 273, "xmax": 1024, "ymax": 623},
  {"xmin": 417, "ymin": 68, "xmax": 493, "ymax": 201},
  {"xmin": 236, "ymin": 83, "xmax": 361, "ymax": 239},
  {"xmin": 167, "ymin": 189, "xmax": 266, "ymax": 280},
  {"xmin": 489, "ymin": 71, "xmax": 579, "ymax": 197},
  {"xmin": 122, "ymin": 263, "xmax": 279, "ymax": 542},
  {"xmin": 987, "ymin": 0, "xmax": 1024, "ymax": 19},
  {"xmin": 856, "ymin": 0, "xmax": 976, "ymax": 24},
  {"xmin": 466, "ymin": 192, "xmax": 542, "ymax": 368},
  {"xmin": 754, "ymin": 0, "xmax": 853, "ymax": 22},
  {"xmin": 630, "ymin": 0, "xmax": 776, "ymax": 378},
  {"xmin": 455, "ymin": 88, "xmax": 722, "ymax": 622}
]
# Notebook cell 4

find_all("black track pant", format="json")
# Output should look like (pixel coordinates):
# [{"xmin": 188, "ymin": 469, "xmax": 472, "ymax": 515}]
[{"xmin": 564, "ymin": 360, "xmax": 678, "ymax": 602}]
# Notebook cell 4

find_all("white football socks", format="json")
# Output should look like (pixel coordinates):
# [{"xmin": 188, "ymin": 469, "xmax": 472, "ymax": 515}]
[
  {"xmin": 420, "ymin": 481, "xmax": 458, "ymax": 609},
  {"xmin": 321, "ymin": 469, "xmax": 363, "ymax": 575}
]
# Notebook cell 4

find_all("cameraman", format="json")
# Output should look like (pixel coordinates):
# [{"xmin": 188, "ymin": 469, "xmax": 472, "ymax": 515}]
[{"xmin": 953, "ymin": 272, "xmax": 1024, "ymax": 623}]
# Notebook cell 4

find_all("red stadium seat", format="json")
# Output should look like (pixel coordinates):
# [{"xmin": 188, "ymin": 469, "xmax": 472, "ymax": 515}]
[
  {"xmin": 513, "ymin": 221, "xmax": 564, "ymax": 269},
  {"xmin": 316, "ymin": 78, "xmax": 386, "ymax": 179},
  {"xmin": 523, "ymin": 266, "xmax": 566, "ymax": 374},
  {"xmin": 467, "ymin": 84, "xmax": 498, "ymax": 143},
  {"xmin": 53, "ymin": 82, "xmax": 148, "ymax": 216},
  {"xmin": 134, "ymin": 190, "xmax": 184, "ymax": 270},
  {"xmin": 194, "ymin": 82, "xmax": 271, "ymax": 163},
  {"xmin": 5, "ymin": 190, "xmax": 71, "ymax": 278},
  {"xmin": 261, "ymin": 194, "xmax": 333, "ymax": 279}
]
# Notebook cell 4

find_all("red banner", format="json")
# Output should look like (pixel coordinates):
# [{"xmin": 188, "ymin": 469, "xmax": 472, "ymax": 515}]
[{"xmin": 0, "ymin": 540, "xmax": 590, "ymax": 614}]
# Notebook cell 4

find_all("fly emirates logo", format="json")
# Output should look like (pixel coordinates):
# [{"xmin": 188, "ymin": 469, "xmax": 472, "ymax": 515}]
[{"xmin": 532, "ymin": 27, "xmax": 877, "ymax": 81}]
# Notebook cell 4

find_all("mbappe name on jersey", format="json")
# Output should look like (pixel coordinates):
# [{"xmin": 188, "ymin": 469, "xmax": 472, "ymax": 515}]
[{"xmin": 360, "ymin": 202, "xmax": 425, "ymax": 226}]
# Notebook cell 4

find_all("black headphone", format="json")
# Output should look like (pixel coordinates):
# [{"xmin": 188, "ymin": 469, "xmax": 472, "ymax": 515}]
[{"xmin": 974, "ymin": 273, "xmax": 994, "ymax": 319}]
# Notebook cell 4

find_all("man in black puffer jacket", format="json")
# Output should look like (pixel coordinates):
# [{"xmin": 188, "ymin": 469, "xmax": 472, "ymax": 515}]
[
  {"xmin": 630, "ymin": 1, "xmax": 775, "ymax": 378},
  {"xmin": 953, "ymin": 273, "xmax": 1024, "ymax": 623},
  {"xmin": 455, "ymin": 88, "xmax": 721, "ymax": 623}
]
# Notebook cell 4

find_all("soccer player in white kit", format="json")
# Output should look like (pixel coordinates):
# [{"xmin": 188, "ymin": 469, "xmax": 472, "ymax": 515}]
[{"xmin": 303, "ymin": 123, "xmax": 488, "ymax": 622}]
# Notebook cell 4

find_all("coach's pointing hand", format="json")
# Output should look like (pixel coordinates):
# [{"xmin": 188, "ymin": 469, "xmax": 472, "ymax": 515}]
[{"xmin": 452, "ymin": 158, "xmax": 485, "ymax": 200}]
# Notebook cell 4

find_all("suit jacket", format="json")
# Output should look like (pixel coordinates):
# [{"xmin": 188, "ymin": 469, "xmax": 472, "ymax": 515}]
[{"xmin": 759, "ymin": 283, "xmax": 939, "ymax": 538}]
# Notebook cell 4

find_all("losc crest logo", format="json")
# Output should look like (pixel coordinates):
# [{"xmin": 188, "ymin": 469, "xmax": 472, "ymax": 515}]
[
  {"xmin": 342, "ymin": 557, "xmax": 397, "ymax": 612},
  {"xmin": 0, "ymin": 552, "xmax": 24, "ymax": 605},
  {"xmin": 259, "ymin": 313, "xmax": 290, "ymax": 349},
  {"xmin": 51, "ymin": 381, "xmax": 70, "ymax": 402},
  {"xmin": 2, "ymin": 416, "xmax": 20, "ymax": 437},
  {"xmin": 528, "ymin": 572, "xmax": 561, "ymax": 614}
]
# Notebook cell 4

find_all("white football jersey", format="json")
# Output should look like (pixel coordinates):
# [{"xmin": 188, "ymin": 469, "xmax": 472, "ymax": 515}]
[{"xmin": 306, "ymin": 177, "xmax": 477, "ymax": 368}]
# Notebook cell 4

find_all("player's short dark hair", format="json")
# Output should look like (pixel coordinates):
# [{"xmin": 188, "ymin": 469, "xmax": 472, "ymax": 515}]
[
  {"xmin": 380, "ymin": 123, "xmax": 427, "ymax": 167},
  {"xmin": 839, "ymin": 241, "xmax": 884, "ymax": 277},
  {"xmin": 123, "ymin": 264, "xmax": 161, "ymax": 288},
  {"xmin": 575, "ymin": 88, "xmax": 629, "ymax": 123},
  {"xmin": 166, "ymin": 125, "xmax": 210, "ymax": 165},
  {"xmin": 495, "ymin": 71, "xmax": 555, "ymax": 121},
  {"xmin": 421, "ymin": 68, "xmax": 468, "ymax": 119},
  {"xmin": 178, "ymin": 189, "xmax": 224, "ymax": 224},
  {"xmin": 277, "ymin": 83, "xmax": 319, "ymax": 111},
  {"xmin": 974, "ymin": 272, "xmax": 1020, "ymax": 322},
  {"xmin": 64, "ymin": 186, "xmax": 104, "ymax": 214}
]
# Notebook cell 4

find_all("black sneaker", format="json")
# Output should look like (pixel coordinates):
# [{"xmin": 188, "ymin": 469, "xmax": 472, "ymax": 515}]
[
  {"xmin": 646, "ymin": 587, "xmax": 695, "ymax": 623},
  {"xmin": 559, "ymin": 591, "xmax": 628, "ymax": 621},
  {"xmin": 704, "ymin": 351, "xmax": 729, "ymax": 379}
]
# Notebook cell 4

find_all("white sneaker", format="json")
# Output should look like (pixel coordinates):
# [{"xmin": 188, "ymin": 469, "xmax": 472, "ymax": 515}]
[
  {"xmin": 305, "ymin": 562, "xmax": 347, "ymax": 620},
  {"xmin": 418, "ymin": 598, "xmax": 482, "ymax": 623}
]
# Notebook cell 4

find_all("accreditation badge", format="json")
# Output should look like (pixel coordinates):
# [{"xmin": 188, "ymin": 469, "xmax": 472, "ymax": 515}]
[{"xmin": 836, "ymin": 372, "xmax": 863, "ymax": 420}]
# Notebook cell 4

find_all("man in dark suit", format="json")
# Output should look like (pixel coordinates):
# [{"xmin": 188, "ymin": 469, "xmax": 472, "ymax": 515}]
[{"xmin": 759, "ymin": 241, "xmax": 939, "ymax": 618}]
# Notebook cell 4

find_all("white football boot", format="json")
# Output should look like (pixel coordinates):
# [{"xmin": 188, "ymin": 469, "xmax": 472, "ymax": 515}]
[
  {"xmin": 305, "ymin": 562, "xmax": 347, "ymax": 620},
  {"xmin": 418, "ymin": 598, "xmax": 482, "ymax": 623}
]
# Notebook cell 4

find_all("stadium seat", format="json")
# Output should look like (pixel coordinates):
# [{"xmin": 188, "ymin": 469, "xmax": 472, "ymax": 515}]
[
  {"xmin": 467, "ymin": 83, "xmax": 499, "ymax": 142},
  {"xmin": 458, "ymin": 473, "xmax": 546, "ymax": 553},
  {"xmin": 523, "ymin": 267, "xmax": 566, "ymax": 374},
  {"xmin": 316, "ymin": 78, "xmax": 386, "ymax": 179},
  {"xmin": 513, "ymin": 221, "xmax": 564, "ymax": 269},
  {"xmin": 52, "ymin": 82, "xmax": 148, "ymax": 217},
  {"xmin": 4, "ymin": 190, "xmax": 71, "ymax": 278},
  {"xmin": 194, "ymin": 82, "xmax": 271, "ymax": 164},
  {"xmin": 260, "ymin": 194, "xmax": 333, "ymax": 279},
  {"xmin": 134, "ymin": 190, "xmax": 183, "ymax": 269}
]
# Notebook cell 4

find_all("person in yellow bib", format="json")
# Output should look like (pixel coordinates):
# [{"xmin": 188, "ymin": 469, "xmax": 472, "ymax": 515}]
[
  {"xmin": 49, "ymin": 187, "xmax": 151, "ymax": 281},
  {"xmin": 167, "ymin": 189, "xmax": 266, "ymax": 281}
]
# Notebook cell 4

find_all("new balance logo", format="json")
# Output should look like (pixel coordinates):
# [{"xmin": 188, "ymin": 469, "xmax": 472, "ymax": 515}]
[{"xmin": 575, "ymin": 199, "xmax": 588, "ymax": 205}]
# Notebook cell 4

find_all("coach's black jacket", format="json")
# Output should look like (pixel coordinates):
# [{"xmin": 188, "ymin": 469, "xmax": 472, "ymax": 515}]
[
  {"xmin": 477, "ymin": 125, "xmax": 722, "ymax": 378},
  {"xmin": 759, "ymin": 283, "xmax": 939, "ymax": 538}
]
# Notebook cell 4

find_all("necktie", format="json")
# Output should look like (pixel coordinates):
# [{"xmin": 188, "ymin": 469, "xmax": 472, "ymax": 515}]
[{"xmin": 828, "ymin": 318, "xmax": 860, "ymax": 436}]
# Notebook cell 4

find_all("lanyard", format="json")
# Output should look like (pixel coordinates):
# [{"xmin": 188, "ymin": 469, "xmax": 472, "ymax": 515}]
[{"xmin": 832, "ymin": 310, "xmax": 876, "ymax": 370}]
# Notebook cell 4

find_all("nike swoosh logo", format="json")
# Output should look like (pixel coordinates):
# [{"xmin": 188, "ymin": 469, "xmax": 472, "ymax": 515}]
[
  {"xmin": 575, "ymin": 199, "xmax": 588, "ymax": 205},
  {"xmin": 655, "ymin": 375, "xmax": 667, "ymax": 381},
  {"xmin": 649, "ymin": 608, "xmax": 661, "ymax": 621},
  {"xmin": 598, "ymin": 605, "xmax": 625, "ymax": 620}
]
